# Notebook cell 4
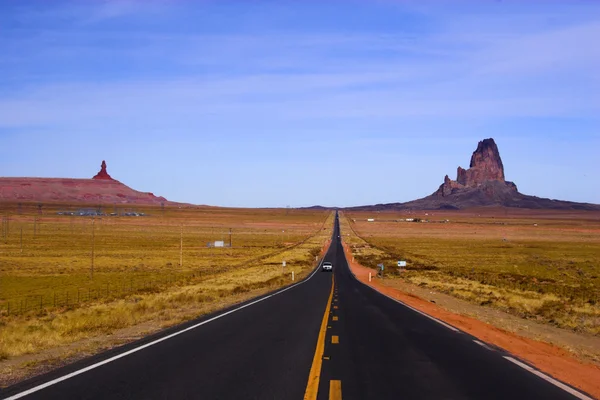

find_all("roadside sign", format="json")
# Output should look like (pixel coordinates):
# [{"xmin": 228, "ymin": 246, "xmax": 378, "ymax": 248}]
[
  {"xmin": 398, "ymin": 261, "xmax": 407, "ymax": 268},
  {"xmin": 377, "ymin": 263, "xmax": 384, "ymax": 271}
]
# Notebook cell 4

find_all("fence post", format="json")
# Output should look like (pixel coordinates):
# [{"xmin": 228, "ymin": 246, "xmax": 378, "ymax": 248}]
[{"xmin": 180, "ymin": 224, "xmax": 183, "ymax": 267}]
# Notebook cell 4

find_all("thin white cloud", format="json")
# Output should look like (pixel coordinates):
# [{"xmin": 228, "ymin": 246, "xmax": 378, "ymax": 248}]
[
  {"xmin": 88, "ymin": 0, "xmax": 142, "ymax": 21},
  {"xmin": 470, "ymin": 21, "xmax": 600, "ymax": 77},
  {"xmin": 1, "ymin": 4, "xmax": 598, "ymax": 132}
]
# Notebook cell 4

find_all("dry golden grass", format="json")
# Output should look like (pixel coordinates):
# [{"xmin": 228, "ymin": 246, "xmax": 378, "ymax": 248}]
[
  {"xmin": 340, "ymin": 209, "xmax": 600, "ymax": 334},
  {"xmin": 0, "ymin": 204, "xmax": 334, "ymax": 361},
  {"xmin": 0, "ymin": 204, "xmax": 329, "ymax": 313}
]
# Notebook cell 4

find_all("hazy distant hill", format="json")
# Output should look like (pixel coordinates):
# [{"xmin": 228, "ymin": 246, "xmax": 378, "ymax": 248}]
[{"xmin": 0, "ymin": 161, "xmax": 178, "ymax": 206}]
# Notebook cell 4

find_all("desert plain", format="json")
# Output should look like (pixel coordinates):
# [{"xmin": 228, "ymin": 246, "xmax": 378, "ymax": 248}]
[
  {"xmin": 2, "ymin": 202, "xmax": 600, "ymax": 393},
  {"xmin": 0, "ymin": 203, "xmax": 332, "ymax": 386}
]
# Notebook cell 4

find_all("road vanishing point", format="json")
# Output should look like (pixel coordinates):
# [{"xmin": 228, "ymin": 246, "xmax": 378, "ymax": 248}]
[{"xmin": 1, "ymin": 213, "xmax": 593, "ymax": 400}]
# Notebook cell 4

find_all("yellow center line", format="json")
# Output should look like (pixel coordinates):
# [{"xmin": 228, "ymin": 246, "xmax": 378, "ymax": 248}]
[
  {"xmin": 304, "ymin": 275, "xmax": 335, "ymax": 400},
  {"xmin": 332, "ymin": 335, "xmax": 339, "ymax": 344},
  {"xmin": 330, "ymin": 380, "xmax": 342, "ymax": 400},
  {"xmin": 333, "ymin": 316, "xmax": 338, "ymax": 321}
]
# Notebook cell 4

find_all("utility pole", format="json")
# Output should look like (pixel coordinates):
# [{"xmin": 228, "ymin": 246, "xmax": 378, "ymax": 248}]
[
  {"xmin": 179, "ymin": 224, "xmax": 183, "ymax": 267},
  {"xmin": 229, "ymin": 228, "xmax": 232, "ymax": 248},
  {"xmin": 90, "ymin": 217, "xmax": 95, "ymax": 280},
  {"xmin": 2, "ymin": 215, "xmax": 9, "ymax": 241}
]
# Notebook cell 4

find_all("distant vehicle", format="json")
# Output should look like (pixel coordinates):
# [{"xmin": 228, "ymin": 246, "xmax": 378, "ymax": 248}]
[{"xmin": 322, "ymin": 261, "xmax": 333, "ymax": 272}]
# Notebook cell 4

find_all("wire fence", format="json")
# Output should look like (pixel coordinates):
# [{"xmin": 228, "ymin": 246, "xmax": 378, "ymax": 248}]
[
  {"xmin": 1, "ymin": 271, "xmax": 204, "ymax": 317},
  {"xmin": 1, "ymin": 238, "xmax": 330, "ymax": 318},
  {"xmin": 1, "ymin": 212, "xmax": 333, "ymax": 318}
]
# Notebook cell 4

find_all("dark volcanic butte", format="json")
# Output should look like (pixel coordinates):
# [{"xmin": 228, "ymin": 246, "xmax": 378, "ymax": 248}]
[
  {"xmin": 349, "ymin": 138, "xmax": 600, "ymax": 211},
  {"xmin": 0, "ymin": 161, "xmax": 171, "ymax": 205},
  {"xmin": 459, "ymin": 139, "xmax": 506, "ymax": 186},
  {"xmin": 436, "ymin": 138, "xmax": 518, "ymax": 197}
]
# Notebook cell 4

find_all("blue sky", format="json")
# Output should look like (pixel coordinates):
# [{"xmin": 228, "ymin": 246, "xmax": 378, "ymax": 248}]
[{"xmin": 1, "ymin": 0, "xmax": 599, "ymax": 207}]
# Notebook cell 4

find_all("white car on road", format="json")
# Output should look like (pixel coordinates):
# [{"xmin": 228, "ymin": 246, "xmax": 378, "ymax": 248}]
[{"xmin": 322, "ymin": 262, "xmax": 333, "ymax": 271}]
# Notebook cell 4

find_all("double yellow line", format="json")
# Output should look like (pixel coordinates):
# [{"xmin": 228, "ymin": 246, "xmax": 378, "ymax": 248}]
[{"xmin": 304, "ymin": 275, "xmax": 336, "ymax": 400}]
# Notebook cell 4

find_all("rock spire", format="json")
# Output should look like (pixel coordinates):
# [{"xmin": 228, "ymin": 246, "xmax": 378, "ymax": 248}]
[
  {"xmin": 436, "ymin": 138, "xmax": 517, "ymax": 197},
  {"xmin": 92, "ymin": 160, "xmax": 114, "ymax": 180}
]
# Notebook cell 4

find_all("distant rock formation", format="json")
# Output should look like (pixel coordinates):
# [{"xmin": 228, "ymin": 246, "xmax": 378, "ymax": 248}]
[
  {"xmin": 92, "ymin": 160, "xmax": 114, "ymax": 180},
  {"xmin": 0, "ymin": 161, "xmax": 180, "ymax": 206},
  {"xmin": 347, "ymin": 138, "xmax": 600, "ymax": 211},
  {"xmin": 435, "ymin": 139, "xmax": 518, "ymax": 197}
]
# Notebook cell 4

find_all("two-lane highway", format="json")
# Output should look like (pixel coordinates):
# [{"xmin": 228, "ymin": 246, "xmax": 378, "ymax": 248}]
[{"xmin": 1, "ymin": 213, "xmax": 593, "ymax": 399}]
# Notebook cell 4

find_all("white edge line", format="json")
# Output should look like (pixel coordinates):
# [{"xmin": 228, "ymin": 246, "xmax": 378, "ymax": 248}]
[
  {"xmin": 3, "ymin": 258, "xmax": 327, "ymax": 400},
  {"xmin": 503, "ymin": 356, "xmax": 594, "ymax": 400},
  {"xmin": 381, "ymin": 292, "xmax": 460, "ymax": 332},
  {"xmin": 339, "ymin": 241, "xmax": 459, "ymax": 333},
  {"xmin": 473, "ymin": 340, "xmax": 493, "ymax": 351}
]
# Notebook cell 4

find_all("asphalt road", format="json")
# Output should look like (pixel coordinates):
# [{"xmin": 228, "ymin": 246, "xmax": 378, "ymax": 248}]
[
  {"xmin": 317, "ymin": 216, "xmax": 589, "ymax": 400},
  {"xmin": 1, "ymin": 214, "xmax": 592, "ymax": 400}
]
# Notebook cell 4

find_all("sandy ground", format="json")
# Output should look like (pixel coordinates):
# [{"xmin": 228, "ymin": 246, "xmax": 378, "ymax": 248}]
[{"xmin": 342, "ymin": 242, "xmax": 600, "ymax": 399}]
